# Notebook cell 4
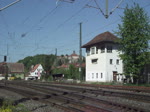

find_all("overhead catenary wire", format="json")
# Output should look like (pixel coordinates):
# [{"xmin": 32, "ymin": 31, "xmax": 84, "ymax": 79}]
[
  {"xmin": 54, "ymin": 6, "xmax": 85, "ymax": 31},
  {"xmin": 82, "ymin": 18, "xmax": 121, "ymax": 45},
  {"xmin": 54, "ymin": 0, "xmax": 92, "ymax": 31},
  {"xmin": 83, "ymin": 1, "xmax": 150, "ymax": 44},
  {"xmin": 93, "ymin": 0, "xmax": 106, "ymax": 17},
  {"xmin": 0, "ymin": 13, "xmax": 10, "ymax": 35},
  {"xmin": 20, "ymin": 0, "xmax": 113, "ymax": 57},
  {"xmin": 38, "ymin": 0, "xmax": 92, "ymax": 46},
  {"xmin": 109, "ymin": 0, "xmax": 124, "ymax": 15},
  {"xmin": 87, "ymin": 0, "xmax": 124, "ymax": 18},
  {"xmin": 0, "ymin": 13, "xmax": 17, "ymax": 47},
  {"xmin": 0, "ymin": 0, "xmax": 21, "ymax": 11},
  {"xmin": 1, "ymin": 0, "xmax": 150, "ymax": 62},
  {"xmin": 21, "ymin": 3, "xmax": 62, "ymax": 38}
]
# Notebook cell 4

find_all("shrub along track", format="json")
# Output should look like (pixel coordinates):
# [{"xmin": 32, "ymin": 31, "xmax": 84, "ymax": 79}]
[{"xmin": 1, "ymin": 81, "xmax": 150, "ymax": 112}]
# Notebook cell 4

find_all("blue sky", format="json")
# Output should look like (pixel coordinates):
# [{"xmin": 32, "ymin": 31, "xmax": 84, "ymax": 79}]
[{"xmin": 0, "ymin": 0, "xmax": 150, "ymax": 62}]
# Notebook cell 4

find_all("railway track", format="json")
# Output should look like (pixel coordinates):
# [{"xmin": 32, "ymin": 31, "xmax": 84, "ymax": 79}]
[
  {"xmin": 0, "ymin": 85, "xmax": 115, "ymax": 112},
  {"xmin": 46, "ymin": 84, "xmax": 150, "ymax": 103},
  {"xmin": 12, "ymin": 81, "xmax": 150, "ymax": 103},
  {"xmin": 51, "ymin": 82, "xmax": 150, "ymax": 93},
  {"xmin": 1, "ymin": 81, "xmax": 150, "ymax": 112}
]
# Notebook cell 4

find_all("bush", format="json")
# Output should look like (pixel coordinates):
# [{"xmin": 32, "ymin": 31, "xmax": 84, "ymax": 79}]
[{"xmin": 0, "ymin": 99, "xmax": 30, "ymax": 112}]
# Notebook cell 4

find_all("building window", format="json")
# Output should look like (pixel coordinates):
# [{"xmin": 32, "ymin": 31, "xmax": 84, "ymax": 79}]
[
  {"xmin": 116, "ymin": 59, "xmax": 119, "ymax": 65},
  {"xmin": 101, "ymin": 73, "xmax": 103, "ymax": 78},
  {"xmin": 107, "ymin": 46, "xmax": 112, "ymax": 53},
  {"xmin": 96, "ymin": 47, "xmax": 98, "ymax": 54},
  {"xmin": 92, "ymin": 73, "xmax": 94, "ymax": 79},
  {"xmin": 91, "ymin": 59, "xmax": 98, "ymax": 64},
  {"xmin": 91, "ymin": 47, "xmax": 95, "ymax": 54},
  {"xmin": 110, "ymin": 59, "xmax": 113, "ymax": 64},
  {"xmin": 101, "ymin": 46, "xmax": 105, "ymax": 53},
  {"xmin": 96, "ymin": 73, "xmax": 98, "ymax": 79},
  {"xmin": 86, "ymin": 49, "xmax": 90, "ymax": 56}
]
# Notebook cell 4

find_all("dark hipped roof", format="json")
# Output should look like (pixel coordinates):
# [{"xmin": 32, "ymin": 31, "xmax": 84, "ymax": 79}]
[{"xmin": 82, "ymin": 31, "xmax": 119, "ymax": 48}]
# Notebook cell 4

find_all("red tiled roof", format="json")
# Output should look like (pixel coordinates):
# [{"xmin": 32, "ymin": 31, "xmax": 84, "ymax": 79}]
[
  {"xmin": 31, "ymin": 64, "xmax": 40, "ymax": 72},
  {"xmin": 56, "ymin": 63, "xmax": 85, "ymax": 69},
  {"xmin": 73, "ymin": 63, "xmax": 85, "ymax": 68},
  {"xmin": 61, "ymin": 64, "xmax": 68, "ymax": 68},
  {"xmin": 70, "ymin": 53, "xmax": 78, "ymax": 57},
  {"xmin": 70, "ymin": 51, "xmax": 79, "ymax": 57},
  {"xmin": 82, "ymin": 31, "xmax": 119, "ymax": 48}
]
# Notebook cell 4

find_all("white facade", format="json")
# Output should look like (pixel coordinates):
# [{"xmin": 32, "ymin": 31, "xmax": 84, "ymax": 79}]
[
  {"xmin": 85, "ymin": 43, "xmax": 123, "ymax": 82},
  {"xmin": 68, "ymin": 51, "xmax": 79, "ymax": 63},
  {"xmin": 29, "ymin": 64, "xmax": 44, "ymax": 79}
]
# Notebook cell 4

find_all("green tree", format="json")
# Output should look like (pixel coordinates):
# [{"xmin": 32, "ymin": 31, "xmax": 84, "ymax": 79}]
[
  {"xmin": 116, "ymin": 3, "xmax": 150, "ymax": 84},
  {"xmin": 68, "ymin": 64, "xmax": 79, "ymax": 79},
  {"xmin": 41, "ymin": 54, "xmax": 56, "ymax": 81},
  {"xmin": 18, "ymin": 54, "xmax": 56, "ymax": 73}
]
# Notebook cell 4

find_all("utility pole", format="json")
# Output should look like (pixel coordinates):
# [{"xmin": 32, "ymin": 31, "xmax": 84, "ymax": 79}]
[
  {"xmin": 55, "ymin": 48, "xmax": 57, "ymax": 56},
  {"xmin": 55, "ymin": 48, "xmax": 58, "ymax": 67},
  {"xmin": 79, "ymin": 23, "xmax": 82, "ymax": 81}
]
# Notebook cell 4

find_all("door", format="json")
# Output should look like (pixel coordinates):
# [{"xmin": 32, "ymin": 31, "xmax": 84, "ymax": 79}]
[{"xmin": 113, "ymin": 71, "xmax": 117, "ymax": 81}]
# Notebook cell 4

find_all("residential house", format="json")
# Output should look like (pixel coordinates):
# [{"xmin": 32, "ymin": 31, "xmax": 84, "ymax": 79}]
[
  {"xmin": 82, "ymin": 31, "xmax": 123, "ymax": 82},
  {"xmin": 57, "ymin": 51, "xmax": 81, "ymax": 65},
  {"xmin": 29, "ymin": 64, "xmax": 44, "ymax": 80},
  {"xmin": 0, "ymin": 62, "xmax": 24, "ymax": 80},
  {"xmin": 68, "ymin": 51, "xmax": 80, "ymax": 63}
]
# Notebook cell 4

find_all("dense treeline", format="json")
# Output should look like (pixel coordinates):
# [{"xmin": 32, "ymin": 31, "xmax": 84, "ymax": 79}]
[
  {"xmin": 18, "ymin": 54, "xmax": 85, "ymax": 80},
  {"xmin": 18, "ymin": 54, "xmax": 56, "ymax": 73}
]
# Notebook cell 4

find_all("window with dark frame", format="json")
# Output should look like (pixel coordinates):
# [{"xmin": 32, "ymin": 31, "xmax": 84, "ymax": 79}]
[
  {"xmin": 110, "ymin": 59, "xmax": 113, "ymax": 64},
  {"xmin": 92, "ymin": 73, "xmax": 94, "ymax": 79},
  {"xmin": 101, "ymin": 46, "xmax": 105, "ymax": 53},
  {"xmin": 91, "ymin": 59, "xmax": 98, "ymax": 64},
  {"xmin": 96, "ymin": 47, "xmax": 98, "ymax": 54},
  {"xmin": 101, "ymin": 73, "xmax": 103, "ymax": 78},
  {"xmin": 86, "ymin": 49, "xmax": 90, "ymax": 56},
  {"xmin": 91, "ymin": 47, "xmax": 95, "ymax": 54},
  {"xmin": 116, "ymin": 59, "xmax": 119, "ymax": 64},
  {"xmin": 107, "ymin": 46, "xmax": 112, "ymax": 53},
  {"xmin": 96, "ymin": 73, "xmax": 98, "ymax": 78}
]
